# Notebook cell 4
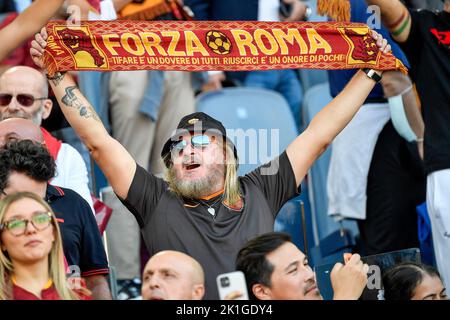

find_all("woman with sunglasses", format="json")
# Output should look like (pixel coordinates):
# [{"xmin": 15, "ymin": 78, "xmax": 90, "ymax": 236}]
[
  {"xmin": 0, "ymin": 0, "xmax": 64, "ymax": 61},
  {"xmin": 0, "ymin": 192, "xmax": 91, "ymax": 300}
]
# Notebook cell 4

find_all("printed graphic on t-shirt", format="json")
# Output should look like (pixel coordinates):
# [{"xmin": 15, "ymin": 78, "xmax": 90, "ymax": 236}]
[{"xmin": 430, "ymin": 28, "xmax": 450, "ymax": 49}]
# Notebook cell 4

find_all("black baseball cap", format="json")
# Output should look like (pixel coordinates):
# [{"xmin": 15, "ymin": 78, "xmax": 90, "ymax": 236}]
[{"xmin": 161, "ymin": 112, "xmax": 238, "ymax": 167}]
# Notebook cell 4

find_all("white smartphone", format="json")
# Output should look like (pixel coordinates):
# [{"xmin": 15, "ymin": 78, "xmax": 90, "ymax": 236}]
[{"xmin": 216, "ymin": 271, "xmax": 249, "ymax": 300}]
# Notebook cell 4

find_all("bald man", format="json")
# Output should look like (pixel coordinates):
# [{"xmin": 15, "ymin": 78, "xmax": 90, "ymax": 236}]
[
  {"xmin": 0, "ymin": 66, "xmax": 52, "ymax": 123},
  {"xmin": 0, "ymin": 118, "xmax": 44, "ymax": 146},
  {"xmin": 0, "ymin": 66, "xmax": 93, "ymax": 211},
  {"xmin": 141, "ymin": 251, "xmax": 205, "ymax": 300}
]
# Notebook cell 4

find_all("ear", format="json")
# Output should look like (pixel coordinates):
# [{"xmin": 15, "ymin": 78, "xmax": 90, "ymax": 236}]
[
  {"xmin": 1, "ymin": 238, "xmax": 6, "ymax": 251},
  {"xmin": 191, "ymin": 284, "xmax": 205, "ymax": 300},
  {"xmin": 252, "ymin": 283, "xmax": 272, "ymax": 300},
  {"xmin": 41, "ymin": 99, "xmax": 53, "ymax": 120}
]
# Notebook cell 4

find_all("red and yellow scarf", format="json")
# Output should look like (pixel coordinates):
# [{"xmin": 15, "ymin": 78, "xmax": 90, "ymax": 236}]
[{"xmin": 43, "ymin": 20, "xmax": 406, "ymax": 75}]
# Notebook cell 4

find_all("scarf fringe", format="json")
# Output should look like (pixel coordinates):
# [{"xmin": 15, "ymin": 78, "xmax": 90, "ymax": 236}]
[
  {"xmin": 396, "ymin": 58, "xmax": 408, "ymax": 75},
  {"xmin": 43, "ymin": 51, "xmax": 57, "ymax": 77},
  {"xmin": 119, "ymin": 1, "xmax": 172, "ymax": 21},
  {"xmin": 42, "ymin": 20, "xmax": 408, "ymax": 74},
  {"xmin": 317, "ymin": 0, "xmax": 351, "ymax": 22}
]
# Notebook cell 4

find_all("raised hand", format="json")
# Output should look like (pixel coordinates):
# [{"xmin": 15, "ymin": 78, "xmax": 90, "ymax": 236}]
[
  {"xmin": 30, "ymin": 27, "xmax": 49, "ymax": 70},
  {"xmin": 371, "ymin": 29, "xmax": 391, "ymax": 54},
  {"xmin": 331, "ymin": 253, "xmax": 369, "ymax": 300}
]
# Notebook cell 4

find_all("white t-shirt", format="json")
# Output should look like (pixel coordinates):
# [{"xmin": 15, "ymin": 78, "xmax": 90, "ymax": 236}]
[
  {"xmin": 327, "ymin": 103, "xmax": 391, "ymax": 220},
  {"xmin": 52, "ymin": 143, "xmax": 95, "ymax": 214},
  {"xmin": 88, "ymin": 0, "xmax": 117, "ymax": 20},
  {"xmin": 258, "ymin": 0, "xmax": 280, "ymax": 21}
]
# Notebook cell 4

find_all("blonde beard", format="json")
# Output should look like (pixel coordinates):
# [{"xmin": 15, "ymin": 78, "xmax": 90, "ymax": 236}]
[{"xmin": 165, "ymin": 164, "xmax": 225, "ymax": 199}]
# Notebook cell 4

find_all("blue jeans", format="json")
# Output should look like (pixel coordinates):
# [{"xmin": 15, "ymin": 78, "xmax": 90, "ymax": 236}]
[{"xmin": 244, "ymin": 69, "xmax": 303, "ymax": 131}]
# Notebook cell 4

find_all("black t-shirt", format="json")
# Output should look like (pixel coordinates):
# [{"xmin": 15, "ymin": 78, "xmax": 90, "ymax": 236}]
[
  {"xmin": 0, "ymin": 0, "xmax": 15, "ymax": 13},
  {"xmin": 122, "ymin": 151, "xmax": 300, "ymax": 300},
  {"xmin": 398, "ymin": 9, "xmax": 450, "ymax": 174},
  {"xmin": 46, "ymin": 185, "xmax": 109, "ymax": 277}
]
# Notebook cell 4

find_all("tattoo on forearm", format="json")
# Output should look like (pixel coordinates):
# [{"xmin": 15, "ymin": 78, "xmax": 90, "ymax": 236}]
[
  {"xmin": 47, "ymin": 72, "xmax": 66, "ymax": 86},
  {"xmin": 61, "ymin": 86, "xmax": 100, "ymax": 121}
]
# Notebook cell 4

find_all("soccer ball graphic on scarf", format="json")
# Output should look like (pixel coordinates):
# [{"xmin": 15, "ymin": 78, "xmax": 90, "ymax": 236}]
[{"xmin": 205, "ymin": 30, "xmax": 232, "ymax": 55}]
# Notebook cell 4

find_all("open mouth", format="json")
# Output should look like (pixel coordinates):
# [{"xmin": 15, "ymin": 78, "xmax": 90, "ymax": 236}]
[{"xmin": 184, "ymin": 163, "xmax": 201, "ymax": 171}]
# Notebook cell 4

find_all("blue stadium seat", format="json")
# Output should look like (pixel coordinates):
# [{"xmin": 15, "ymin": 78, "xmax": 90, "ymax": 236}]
[
  {"xmin": 274, "ymin": 197, "xmax": 316, "ymax": 260},
  {"xmin": 196, "ymin": 88, "xmax": 297, "ymax": 175},
  {"xmin": 309, "ymin": 228, "xmax": 356, "ymax": 267},
  {"xmin": 196, "ymin": 87, "xmax": 316, "ymax": 252},
  {"xmin": 298, "ymin": 69, "xmax": 329, "ymax": 95},
  {"xmin": 417, "ymin": 202, "xmax": 436, "ymax": 266},
  {"xmin": 302, "ymin": 83, "xmax": 333, "ymax": 237}
]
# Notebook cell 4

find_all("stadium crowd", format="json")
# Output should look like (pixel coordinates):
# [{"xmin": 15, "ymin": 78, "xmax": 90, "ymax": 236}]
[{"xmin": 0, "ymin": 0, "xmax": 448, "ymax": 301}]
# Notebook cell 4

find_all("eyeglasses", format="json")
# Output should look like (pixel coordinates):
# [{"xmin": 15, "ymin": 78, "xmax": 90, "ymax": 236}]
[
  {"xmin": 0, "ymin": 211, "xmax": 53, "ymax": 237},
  {"xmin": 170, "ymin": 135, "xmax": 213, "ymax": 153},
  {"xmin": 0, "ymin": 94, "xmax": 47, "ymax": 107}
]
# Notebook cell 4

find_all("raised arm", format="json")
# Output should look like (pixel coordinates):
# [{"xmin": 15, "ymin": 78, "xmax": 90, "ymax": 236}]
[
  {"xmin": 31, "ymin": 29, "xmax": 136, "ymax": 200},
  {"xmin": 365, "ymin": 0, "xmax": 411, "ymax": 43},
  {"xmin": 0, "ymin": 0, "xmax": 65, "ymax": 60},
  {"xmin": 286, "ymin": 30, "xmax": 390, "ymax": 187}
]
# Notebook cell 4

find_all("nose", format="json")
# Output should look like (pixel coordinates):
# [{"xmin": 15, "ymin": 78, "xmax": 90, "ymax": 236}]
[
  {"xmin": 5, "ymin": 96, "xmax": 20, "ymax": 111},
  {"xmin": 148, "ymin": 275, "xmax": 161, "ymax": 289},
  {"xmin": 24, "ymin": 220, "xmax": 38, "ymax": 235},
  {"xmin": 183, "ymin": 141, "xmax": 195, "ymax": 155},
  {"xmin": 305, "ymin": 268, "xmax": 315, "ymax": 282}
]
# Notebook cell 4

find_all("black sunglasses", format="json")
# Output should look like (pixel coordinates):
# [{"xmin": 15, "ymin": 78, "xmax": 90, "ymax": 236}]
[{"xmin": 0, "ymin": 93, "xmax": 47, "ymax": 107}]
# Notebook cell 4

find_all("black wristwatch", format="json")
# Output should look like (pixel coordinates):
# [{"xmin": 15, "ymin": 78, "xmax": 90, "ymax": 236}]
[{"xmin": 362, "ymin": 68, "xmax": 382, "ymax": 83}]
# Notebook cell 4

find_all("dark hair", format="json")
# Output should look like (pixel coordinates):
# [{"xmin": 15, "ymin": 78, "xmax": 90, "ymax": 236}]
[
  {"xmin": 235, "ymin": 232, "xmax": 291, "ymax": 300},
  {"xmin": 382, "ymin": 262, "xmax": 441, "ymax": 300},
  {"xmin": 0, "ymin": 140, "xmax": 56, "ymax": 193}
]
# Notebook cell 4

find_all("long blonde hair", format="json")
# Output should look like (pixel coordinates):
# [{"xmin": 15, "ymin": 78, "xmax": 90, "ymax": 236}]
[
  {"xmin": 223, "ymin": 140, "xmax": 242, "ymax": 207},
  {"xmin": 0, "ymin": 192, "xmax": 85, "ymax": 300}
]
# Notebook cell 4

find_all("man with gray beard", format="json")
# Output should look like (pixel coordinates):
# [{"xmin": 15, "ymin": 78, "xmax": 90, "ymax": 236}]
[{"xmin": 31, "ymin": 28, "xmax": 391, "ymax": 299}]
